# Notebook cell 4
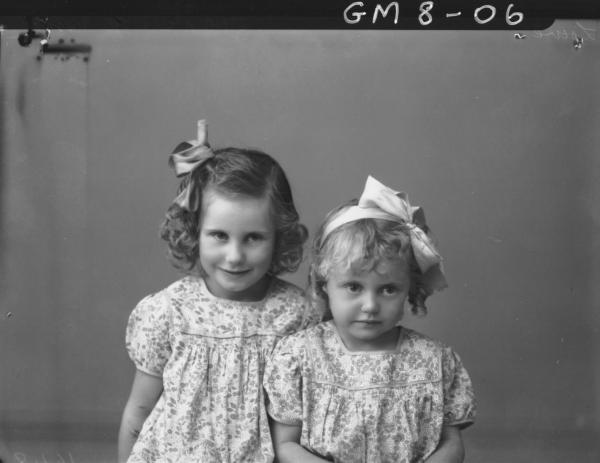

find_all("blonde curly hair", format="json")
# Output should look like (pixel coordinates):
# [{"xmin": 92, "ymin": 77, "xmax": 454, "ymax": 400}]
[{"xmin": 309, "ymin": 200, "xmax": 431, "ymax": 318}]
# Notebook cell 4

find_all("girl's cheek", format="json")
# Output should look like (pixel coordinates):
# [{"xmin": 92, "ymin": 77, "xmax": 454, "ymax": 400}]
[
  {"xmin": 329, "ymin": 293, "xmax": 345, "ymax": 304},
  {"xmin": 199, "ymin": 244, "xmax": 220, "ymax": 258}
]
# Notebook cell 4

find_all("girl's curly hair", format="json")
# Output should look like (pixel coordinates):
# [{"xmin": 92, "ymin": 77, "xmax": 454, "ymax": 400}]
[
  {"xmin": 159, "ymin": 146, "xmax": 308, "ymax": 275},
  {"xmin": 309, "ymin": 200, "xmax": 431, "ymax": 318}
]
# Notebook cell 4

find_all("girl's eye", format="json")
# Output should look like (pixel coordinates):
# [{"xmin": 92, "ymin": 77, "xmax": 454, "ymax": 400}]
[
  {"xmin": 210, "ymin": 231, "xmax": 228, "ymax": 241},
  {"xmin": 381, "ymin": 285, "xmax": 399, "ymax": 296},
  {"xmin": 246, "ymin": 233, "xmax": 264, "ymax": 243},
  {"xmin": 344, "ymin": 283, "xmax": 362, "ymax": 293}
]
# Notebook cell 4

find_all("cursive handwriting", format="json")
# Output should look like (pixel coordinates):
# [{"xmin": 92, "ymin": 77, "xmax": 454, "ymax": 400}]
[{"xmin": 533, "ymin": 22, "xmax": 596, "ymax": 41}]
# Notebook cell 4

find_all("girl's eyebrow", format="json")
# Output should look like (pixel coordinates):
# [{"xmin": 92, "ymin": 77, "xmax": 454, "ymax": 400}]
[
  {"xmin": 203, "ymin": 227, "xmax": 273, "ymax": 235},
  {"xmin": 382, "ymin": 280, "xmax": 408, "ymax": 288}
]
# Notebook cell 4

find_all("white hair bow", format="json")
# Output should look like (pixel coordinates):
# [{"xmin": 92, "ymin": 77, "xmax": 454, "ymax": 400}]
[{"xmin": 322, "ymin": 176, "xmax": 447, "ymax": 292}]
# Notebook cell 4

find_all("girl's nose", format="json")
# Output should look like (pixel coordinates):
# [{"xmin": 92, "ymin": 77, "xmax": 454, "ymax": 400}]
[
  {"xmin": 225, "ymin": 242, "xmax": 245, "ymax": 265},
  {"xmin": 360, "ymin": 293, "xmax": 379, "ymax": 314}
]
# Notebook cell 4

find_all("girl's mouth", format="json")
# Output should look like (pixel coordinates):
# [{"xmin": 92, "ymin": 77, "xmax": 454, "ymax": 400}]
[{"xmin": 221, "ymin": 268, "xmax": 251, "ymax": 275}]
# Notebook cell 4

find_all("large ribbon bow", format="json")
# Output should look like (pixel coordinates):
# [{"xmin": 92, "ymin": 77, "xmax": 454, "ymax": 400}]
[
  {"xmin": 168, "ymin": 119, "xmax": 215, "ymax": 211},
  {"xmin": 323, "ymin": 176, "xmax": 447, "ymax": 292}
]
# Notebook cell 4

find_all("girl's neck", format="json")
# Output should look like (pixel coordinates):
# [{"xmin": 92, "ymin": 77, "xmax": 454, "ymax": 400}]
[
  {"xmin": 332, "ymin": 322, "xmax": 402, "ymax": 353},
  {"xmin": 202, "ymin": 274, "xmax": 273, "ymax": 302}
]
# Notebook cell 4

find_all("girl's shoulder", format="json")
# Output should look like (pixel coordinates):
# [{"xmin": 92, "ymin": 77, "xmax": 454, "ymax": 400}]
[
  {"xmin": 399, "ymin": 327, "xmax": 463, "ymax": 362},
  {"xmin": 275, "ymin": 321, "xmax": 331, "ymax": 350},
  {"xmin": 269, "ymin": 277, "xmax": 306, "ymax": 298},
  {"xmin": 265, "ymin": 277, "xmax": 310, "ymax": 308},
  {"xmin": 133, "ymin": 276, "xmax": 202, "ymax": 310},
  {"xmin": 269, "ymin": 323, "xmax": 328, "ymax": 366},
  {"xmin": 401, "ymin": 326, "xmax": 443, "ymax": 345}
]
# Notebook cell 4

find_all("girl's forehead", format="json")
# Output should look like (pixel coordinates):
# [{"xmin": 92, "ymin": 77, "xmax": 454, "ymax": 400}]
[
  {"xmin": 372, "ymin": 258, "xmax": 408, "ymax": 275},
  {"xmin": 339, "ymin": 256, "xmax": 410, "ymax": 279},
  {"xmin": 202, "ymin": 187, "xmax": 271, "ymax": 209},
  {"xmin": 200, "ymin": 188, "xmax": 274, "ymax": 228}
]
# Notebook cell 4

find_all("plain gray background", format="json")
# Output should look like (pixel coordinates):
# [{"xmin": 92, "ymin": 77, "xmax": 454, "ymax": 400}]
[{"xmin": 1, "ymin": 24, "xmax": 599, "ymax": 461}]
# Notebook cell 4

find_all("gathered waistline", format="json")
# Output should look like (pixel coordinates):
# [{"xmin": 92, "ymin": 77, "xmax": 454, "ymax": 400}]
[
  {"xmin": 180, "ymin": 330, "xmax": 286, "ymax": 339},
  {"xmin": 306, "ymin": 377, "xmax": 443, "ymax": 391}
]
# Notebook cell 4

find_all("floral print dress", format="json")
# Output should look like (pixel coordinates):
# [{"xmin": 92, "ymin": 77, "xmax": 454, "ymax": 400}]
[
  {"xmin": 263, "ymin": 321, "xmax": 476, "ymax": 463},
  {"xmin": 125, "ymin": 276, "xmax": 318, "ymax": 463}
]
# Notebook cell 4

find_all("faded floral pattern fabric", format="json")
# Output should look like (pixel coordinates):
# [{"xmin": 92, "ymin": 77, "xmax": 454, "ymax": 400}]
[
  {"xmin": 126, "ymin": 276, "xmax": 319, "ymax": 463},
  {"xmin": 264, "ymin": 321, "xmax": 476, "ymax": 463}
]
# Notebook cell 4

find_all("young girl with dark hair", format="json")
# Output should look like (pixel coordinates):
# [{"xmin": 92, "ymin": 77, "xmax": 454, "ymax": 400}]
[{"xmin": 119, "ymin": 120, "xmax": 319, "ymax": 462}]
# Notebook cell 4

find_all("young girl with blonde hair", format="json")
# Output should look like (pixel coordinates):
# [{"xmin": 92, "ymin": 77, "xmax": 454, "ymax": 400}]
[{"xmin": 264, "ymin": 176, "xmax": 476, "ymax": 463}]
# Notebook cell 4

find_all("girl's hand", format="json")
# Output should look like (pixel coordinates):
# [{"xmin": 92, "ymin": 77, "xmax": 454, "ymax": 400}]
[
  {"xmin": 423, "ymin": 425, "xmax": 465, "ymax": 463},
  {"xmin": 270, "ymin": 418, "xmax": 331, "ymax": 463}
]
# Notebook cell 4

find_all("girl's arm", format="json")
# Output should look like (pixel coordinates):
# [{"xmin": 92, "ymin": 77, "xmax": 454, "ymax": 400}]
[
  {"xmin": 424, "ymin": 425, "xmax": 465, "ymax": 463},
  {"xmin": 270, "ymin": 418, "xmax": 331, "ymax": 463},
  {"xmin": 118, "ymin": 369, "xmax": 164, "ymax": 463}
]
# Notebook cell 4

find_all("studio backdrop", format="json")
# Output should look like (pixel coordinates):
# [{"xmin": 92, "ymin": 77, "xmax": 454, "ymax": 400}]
[{"xmin": 0, "ymin": 23, "xmax": 598, "ymax": 461}]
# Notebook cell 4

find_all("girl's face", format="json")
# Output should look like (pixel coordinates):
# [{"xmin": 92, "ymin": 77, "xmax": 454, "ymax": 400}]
[
  {"xmin": 324, "ymin": 257, "xmax": 410, "ymax": 351},
  {"xmin": 199, "ymin": 188, "xmax": 275, "ymax": 301}
]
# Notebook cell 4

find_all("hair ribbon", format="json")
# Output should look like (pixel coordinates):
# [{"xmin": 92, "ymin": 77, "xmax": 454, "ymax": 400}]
[
  {"xmin": 168, "ymin": 119, "xmax": 215, "ymax": 211},
  {"xmin": 323, "ymin": 176, "xmax": 447, "ymax": 292}
]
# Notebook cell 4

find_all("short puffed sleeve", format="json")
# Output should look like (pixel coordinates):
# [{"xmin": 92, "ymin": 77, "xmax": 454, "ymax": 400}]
[
  {"xmin": 125, "ymin": 292, "xmax": 172, "ymax": 377},
  {"xmin": 263, "ymin": 334, "xmax": 304, "ymax": 425},
  {"xmin": 441, "ymin": 347, "xmax": 476, "ymax": 428}
]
